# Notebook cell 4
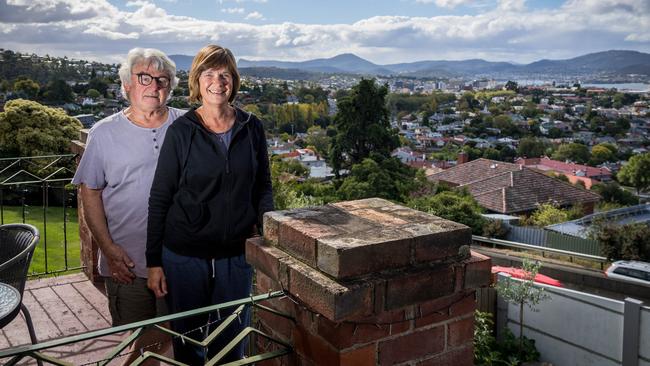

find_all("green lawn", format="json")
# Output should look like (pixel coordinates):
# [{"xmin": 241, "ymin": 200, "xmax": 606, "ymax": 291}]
[{"xmin": 1, "ymin": 205, "xmax": 81, "ymax": 275}]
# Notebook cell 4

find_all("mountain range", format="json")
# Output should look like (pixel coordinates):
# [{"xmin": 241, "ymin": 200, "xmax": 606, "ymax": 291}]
[{"xmin": 169, "ymin": 50, "xmax": 650, "ymax": 79}]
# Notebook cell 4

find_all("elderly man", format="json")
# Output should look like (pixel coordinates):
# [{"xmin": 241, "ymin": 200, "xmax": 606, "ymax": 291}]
[{"xmin": 72, "ymin": 48, "xmax": 184, "ymax": 364}]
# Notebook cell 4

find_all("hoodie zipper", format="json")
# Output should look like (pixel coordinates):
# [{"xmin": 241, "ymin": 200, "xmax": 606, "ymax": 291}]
[{"xmin": 220, "ymin": 109, "xmax": 251, "ymax": 244}]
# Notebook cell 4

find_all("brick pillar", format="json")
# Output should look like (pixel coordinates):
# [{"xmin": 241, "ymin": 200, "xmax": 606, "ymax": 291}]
[
  {"xmin": 70, "ymin": 129, "xmax": 102, "ymax": 283},
  {"xmin": 246, "ymin": 198, "xmax": 491, "ymax": 366}
]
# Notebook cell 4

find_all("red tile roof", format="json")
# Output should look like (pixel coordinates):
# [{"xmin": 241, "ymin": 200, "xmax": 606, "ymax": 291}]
[
  {"xmin": 515, "ymin": 157, "xmax": 612, "ymax": 178},
  {"xmin": 428, "ymin": 158, "xmax": 601, "ymax": 214}
]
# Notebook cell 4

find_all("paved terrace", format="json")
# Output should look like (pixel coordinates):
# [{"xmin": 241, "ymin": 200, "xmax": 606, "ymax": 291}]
[{"xmin": 0, "ymin": 273, "xmax": 143, "ymax": 365}]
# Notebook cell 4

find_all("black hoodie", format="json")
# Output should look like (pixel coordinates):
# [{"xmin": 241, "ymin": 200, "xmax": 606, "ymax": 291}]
[{"xmin": 146, "ymin": 107, "xmax": 273, "ymax": 267}]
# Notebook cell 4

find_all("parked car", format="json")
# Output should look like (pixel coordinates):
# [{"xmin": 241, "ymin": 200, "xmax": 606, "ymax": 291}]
[
  {"xmin": 604, "ymin": 260, "xmax": 650, "ymax": 287},
  {"xmin": 492, "ymin": 266, "xmax": 563, "ymax": 287}
]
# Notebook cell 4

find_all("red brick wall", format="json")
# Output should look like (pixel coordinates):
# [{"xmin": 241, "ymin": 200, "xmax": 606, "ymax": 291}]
[
  {"xmin": 253, "ymin": 269, "xmax": 479, "ymax": 366},
  {"xmin": 247, "ymin": 199, "xmax": 491, "ymax": 366}
]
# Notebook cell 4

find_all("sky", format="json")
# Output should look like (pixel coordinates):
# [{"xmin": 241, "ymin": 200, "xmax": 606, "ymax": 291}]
[{"xmin": 1, "ymin": 0, "xmax": 649, "ymax": 65}]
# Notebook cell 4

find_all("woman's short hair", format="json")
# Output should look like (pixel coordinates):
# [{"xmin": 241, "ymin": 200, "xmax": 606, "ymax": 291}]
[
  {"xmin": 118, "ymin": 48, "xmax": 179, "ymax": 100},
  {"xmin": 188, "ymin": 45, "xmax": 240, "ymax": 104}
]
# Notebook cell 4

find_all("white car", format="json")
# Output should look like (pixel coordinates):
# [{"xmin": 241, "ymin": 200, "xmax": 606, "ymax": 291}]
[{"xmin": 605, "ymin": 260, "xmax": 650, "ymax": 287}]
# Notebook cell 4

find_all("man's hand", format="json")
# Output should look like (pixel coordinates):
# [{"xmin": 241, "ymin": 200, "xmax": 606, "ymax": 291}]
[
  {"xmin": 104, "ymin": 243, "xmax": 136, "ymax": 284},
  {"xmin": 147, "ymin": 267, "xmax": 168, "ymax": 298}
]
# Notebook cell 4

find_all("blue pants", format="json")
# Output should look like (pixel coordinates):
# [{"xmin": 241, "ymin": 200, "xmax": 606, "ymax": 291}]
[{"xmin": 162, "ymin": 246, "xmax": 253, "ymax": 365}]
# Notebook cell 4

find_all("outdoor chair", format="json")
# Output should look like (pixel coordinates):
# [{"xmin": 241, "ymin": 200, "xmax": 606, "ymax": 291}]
[{"xmin": 0, "ymin": 224, "xmax": 40, "ymax": 349}]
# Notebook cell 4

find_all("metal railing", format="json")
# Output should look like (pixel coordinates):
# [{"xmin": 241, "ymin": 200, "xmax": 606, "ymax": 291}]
[
  {"xmin": 0, "ymin": 154, "xmax": 82, "ymax": 276},
  {"xmin": 472, "ymin": 235, "xmax": 609, "ymax": 267},
  {"xmin": 0, "ymin": 290, "xmax": 292, "ymax": 365}
]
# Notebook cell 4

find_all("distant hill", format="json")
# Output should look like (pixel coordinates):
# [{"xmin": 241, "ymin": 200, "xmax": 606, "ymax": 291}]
[
  {"xmin": 521, "ymin": 50, "xmax": 650, "ymax": 74},
  {"xmin": 239, "ymin": 53, "xmax": 393, "ymax": 75},
  {"xmin": 239, "ymin": 67, "xmax": 322, "ymax": 80},
  {"xmin": 169, "ymin": 55, "xmax": 194, "ymax": 71},
  {"xmin": 175, "ymin": 50, "xmax": 650, "ymax": 78}
]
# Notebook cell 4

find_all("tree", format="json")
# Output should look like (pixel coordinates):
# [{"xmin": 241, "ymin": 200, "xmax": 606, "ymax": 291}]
[
  {"xmin": 504, "ymin": 80, "xmax": 518, "ymax": 92},
  {"xmin": 408, "ymin": 188, "xmax": 486, "ymax": 234},
  {"xmin": 618, "ymin": 152, "xmax": 650, "ymax": 194},
  {"xmin": 589, "ymin": 144, "xmax": 616, "ymax": 166},
  {"xmin": 594, "ymin": 223, "xmax": 650, "ymax": 261},
  {"xmin": 517, "ymin": 137, "xmax": 547, "ymax": 158},
  {"xmin": 494, "ymin": 258, "xmax": 549, "ymax": 359},
  {"xmin": 88, "ymin": 77, "xmax": 109, "ymax": 97},
  {"xmin": 551, "ymin": 143, "xmax": 590, "ymax": 164},
  {"xmin": 0, "ymin": 99, "xmax": 83, "ymax": 157},
  {"xmin": 330, "ymin": 79, "xmax": 399, "ymax": 176},
  {"xmin": 13, "ymin": 78, "xmax": 40, "ymax": 99},
  {"xmin": 522, "ymin": 203, "xmax": 570, "ymax": 227},
  {"xmin": 337, "ymin": 155, "xmax": 417, "ymax": 202},
  {"xmin": 304, "ymin": 126, "xmax": 331, "ymax": 158},
  {"xmin": 591, "ymin": 182, "xmax": 638, "ymax": 206},
  {"xmin": 86, "ymin": 88, "xmax": 101, "ymax": 99},
  {"xmin": 43, "ymin": 79, "xmax": 74, "ymax": 103}
]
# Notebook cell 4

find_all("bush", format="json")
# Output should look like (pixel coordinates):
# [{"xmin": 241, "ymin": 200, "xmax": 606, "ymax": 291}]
[
  {"xmin": 474, "ymin": 311, "xmax": 541, "ymax": 366},
  {"xmin": 520, "ymin": 203, "xmax": 569, "ymax": 227},
  {"xmin": 483, "ymin": 219, "xmax": 510, "ymax": 239},
  {"xmin": 408, "ymin": 187, "xmax": 486, "ymax": 234},
  {"xmin": 592, "ymin": 182, "xmax": 639, "ymax": 207},
  {"xmin": 594, "ymin": 222, "xmax": 650, "ymax": 261}
]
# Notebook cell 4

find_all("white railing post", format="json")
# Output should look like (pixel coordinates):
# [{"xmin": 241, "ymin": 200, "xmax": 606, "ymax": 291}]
[{"xmin": 622, "ymin": 297, "xmax": 643, "ymax": 366}]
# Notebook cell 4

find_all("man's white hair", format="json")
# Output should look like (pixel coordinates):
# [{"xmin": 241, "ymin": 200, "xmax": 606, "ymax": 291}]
[{"xmin": 118, "ymin": 48, "xmax": 179, "ymax": 101}]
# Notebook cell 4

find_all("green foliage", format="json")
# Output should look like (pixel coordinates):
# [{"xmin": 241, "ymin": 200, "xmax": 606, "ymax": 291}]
[
  {"xmin": 13, "ymin": 78, "xmax": 40, "ymax": 99},
  {"xmin": 265, "ymin": 102, "xmax": 329, "ymax": 134},
  {"xmin": 330, "ymin": 79, "xmax": 399, "ymax": 175},
  {"xmin": 270, "ymin": 156, "xmax": 323, "ymax": 210},
  {"xmin": 617, "ymin": 152, "xmax": 650, "ymax": 194},
  {"xmin": 273, "ymin": 183, "xmax": 325, "ymax": 210},
  {"xmin": 88, "ymin": 77, "xmax": 110, "ymax": 97},
  {"xmin": 520, "ymin": 203, "xmax": 570, "ymax": 227},
  {"xmin": 0, "ymin": 99, "xmax": 83, "ymax": 157},
  {"xmin": 304, "ymin": 126, "xmax": 331, "ymax": 157},
  {"xmin": 43, "ymin": 79, "xmax": 74, "ymax": 103},
  {"xmin": 271, "ymin": 156, "xmax": 309, "ymax": 178},
  {"xmin": 592, "ymin": 182, "xmax": 639, "ymax": 206},
  {"xmin": 483, "ymin": 219, "xmax": 510, "ymax": 239},
  {"xmin": 495, "ymin": 258, "xmax": 549, "ymax": 312},
  {"xmin": 295, "ymin": 85, "xmax": 329, "ymax": 103},
  {"xmin": 589, "ymin": 144, "xmax": 617, "ymax": 165},
  {"xmin": 86, "ymin": 88, "xmax": 101, "ymax": 99},
  {"xmin": 458, "ymin": 92, "xmax": 479, "ymax": 111},
  {"xmin": 386, "ymin": 91, "xmax": 454, "ymax": 113},
  {"xmin": 504, "ymin": 80, "xmax": 519, "ymax": 92},
  {"xmin": 495, "ymin": 258, "xmax": 548, "ymax": 361},
  {"xmin": 516, "ymin": 137, "xmax": 547, "ymax": 158},
  {"xmin": 337, "ymin": 156, "xmax": 417, "ymax": 202},
  {"xmin": 474, "ymin": 311, "xmax": 502, "ymax": 366},
  {"xmin": 475, "ymin": 90, "xmax": 516, "ymax": 101},
  {"xmin": 474, "ymin": 311, "xmax": 540, "ymax": 366},
  {"xmin": 408, "ymin": 188, "xmax": 486, "ymax": 234},
  {"xmin": 593, "ymin": 222, "xmax": 650, "ymax": 261},
  {"xmin": 552, "ymin": 143, "xmax": 590, "ymax": 164}
]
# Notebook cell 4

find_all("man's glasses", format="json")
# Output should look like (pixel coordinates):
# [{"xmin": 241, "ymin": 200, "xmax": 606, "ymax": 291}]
[{"xmin": 134, "ymin": 73, "xmax": 171, "ymax": 88}]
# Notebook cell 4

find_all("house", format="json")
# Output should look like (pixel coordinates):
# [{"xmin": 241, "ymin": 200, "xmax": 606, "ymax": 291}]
[
  {"xmin": 72, "ymin": 114, "xmax": 96, "ymax": 128},
  {"xmin": 427, "ymin": 158, "xmax": 601, "ymax": 214},
  {"xmin": 514, "ymin": 157, "xmax": 613, "ymax": 189}
]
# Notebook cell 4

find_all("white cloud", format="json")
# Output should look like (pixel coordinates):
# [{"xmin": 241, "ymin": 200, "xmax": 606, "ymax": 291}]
[
  {"xmin": 1, "ymin": 0, "xmax": 649, "ymax": 64},
  {"xmin": 219, "ymin": 0, "xmax": 267, "ymax": 3},
  {"xmin": 419, "ymin": 0, "xmax": 474, "ymax": 8},
  {"xmin": 244, "ymin": 11, "xmax": 264, "ymax": 20},
  {"xmin": 125, "ymin": 0, "xmax": 149, "ymax": 7},
  {"xmin": 221, "ymin": 7, "xmax": 245, "ymax": 13}
]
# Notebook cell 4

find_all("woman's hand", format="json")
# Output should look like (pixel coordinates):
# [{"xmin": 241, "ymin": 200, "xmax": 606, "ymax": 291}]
[{"xmin": 147, "ymin": 267, "xmax": 168, "ymax": 298}]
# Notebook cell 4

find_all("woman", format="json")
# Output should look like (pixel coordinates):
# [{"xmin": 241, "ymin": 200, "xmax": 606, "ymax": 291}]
[{"xmin": 146, "ymin": 44, "xmax": 273, "ymax": 364}]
